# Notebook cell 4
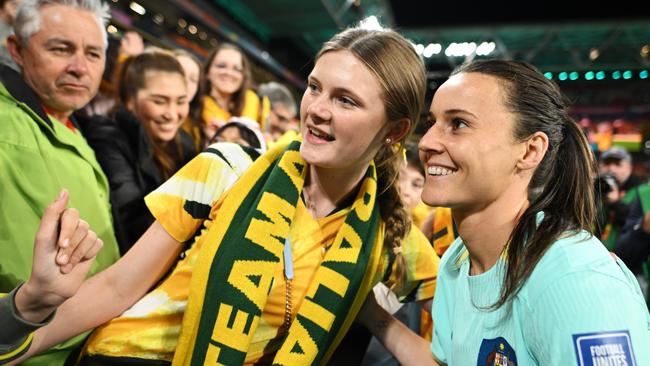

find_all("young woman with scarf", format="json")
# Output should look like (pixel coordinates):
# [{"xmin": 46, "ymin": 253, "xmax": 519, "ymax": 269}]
[{"xmin": 13, "ymin": 27, "xmax": 439, "ymax": 366}]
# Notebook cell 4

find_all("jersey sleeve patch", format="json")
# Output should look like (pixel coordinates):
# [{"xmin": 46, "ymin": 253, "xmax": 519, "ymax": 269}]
[{"xmin": 573, "ymin": 330, "xmax": 636, "ymax": 366}]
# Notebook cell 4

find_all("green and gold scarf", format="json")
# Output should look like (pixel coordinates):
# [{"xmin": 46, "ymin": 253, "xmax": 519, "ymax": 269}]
[{"xmin": 173, "ymin": 139, "xmax": 385, "ymax": 365}]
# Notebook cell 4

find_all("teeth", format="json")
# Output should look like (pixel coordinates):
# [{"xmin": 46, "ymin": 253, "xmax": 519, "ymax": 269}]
[
  {"xmin": 309, "ymin": 127, "xmax": 332, "ymax": 140},
  {"xmin": 427, "ymin": 166, "xmax": 455, "ymax": 176}
]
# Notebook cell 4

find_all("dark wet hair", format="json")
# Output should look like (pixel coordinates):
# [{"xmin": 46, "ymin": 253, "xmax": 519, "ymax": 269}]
[{"xmin": 452, "ymin": 59, "xmax": 597, "ymax": 309}]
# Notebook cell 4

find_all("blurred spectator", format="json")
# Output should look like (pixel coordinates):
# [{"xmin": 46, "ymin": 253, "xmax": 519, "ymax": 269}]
[
  {"xmin": 420, "ymin": 206, "xmax": 456, "ymax": 257},
  {"xmin": 0, "ymin": 0, "xmax": 121, "ymax": 364},
  {"xmin": 172, "ymin": 48, "xmax": 204, "ymax": 152},
  {"xmin": 211, "ymin": 117, "xmax": 266, "ymax": 152},
  {"xmin": 117, "ymin": 30, "xmax": 144, "ymax": 59},
  {"xmin": 360, "ymin": 142, "xmax": 435, "ymax": 366},
  {"xmin": 0, "ymin": 0, "xmax": 20, "ymax": 70},
  {"xmin": 597, "ymin": 146, "xmax": 646, "ymax": 248},
  {"xmin": 139, "ymin": 46, "xmax": 201, "ymax": 116},
  {"xmin": 399, "ymin": 143, "xmax": 428, "ymax": 228},
  {"xmin": 172, "ymin": 48, "xmax": 200, "ymax": 102},
  {"xmin": 83, "ymin": 52, "xmax": 196, "ymax": 252},
  {"xmin": 258, "ymin": 81, "xmax": 298, "ymax": 144},
  {"xmin": 614, "ymin": 184, "xmax": 650, "ymax": 302},
  {"xmin": 184, "ymin": 42, "xmax": 269, "ymax": 149}
]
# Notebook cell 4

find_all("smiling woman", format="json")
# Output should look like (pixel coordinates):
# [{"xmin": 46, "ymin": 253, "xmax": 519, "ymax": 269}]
[
  {"xmin": 183, "ymin": 42, "xmax": 270, "ymax": 149},
  {"xmin": 82, "ymin": 52, "xmax": 197, "ymax": 253},
  {"xmin": 299, "ymin": 50, "xmax": 389, "ymax": 188},
  {"xmin": 423, "ymin": 59, "xmax": 650, "ymax": 366},
  {"xmin": 359, "ymin": 59, "xmax": 650, "ymax": 366}
]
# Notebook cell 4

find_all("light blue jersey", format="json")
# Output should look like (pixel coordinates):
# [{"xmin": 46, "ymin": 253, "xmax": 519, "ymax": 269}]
[{"xmin": 431, "ymin": 230, "xmax": 650, "ymax": 366}]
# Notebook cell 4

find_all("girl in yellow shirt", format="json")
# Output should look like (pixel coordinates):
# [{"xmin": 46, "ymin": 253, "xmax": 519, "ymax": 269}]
[
  {"xmin": 183, "ymin": 43, "xmax": 268, "ymax": 149},
  {"xmin": 18, "ymin": 27, "xmax": 438, "ymax": 366}
]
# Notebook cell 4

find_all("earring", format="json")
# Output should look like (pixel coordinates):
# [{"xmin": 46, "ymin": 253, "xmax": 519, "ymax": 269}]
[{"xmin": 385, "ymin": 137, "xmax": 392, "ymax": 145}]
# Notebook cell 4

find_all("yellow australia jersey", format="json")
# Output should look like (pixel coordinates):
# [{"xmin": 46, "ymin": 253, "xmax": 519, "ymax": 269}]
[
  {"xmin": 82, "ymin": 143, "xmax": 438, "ymax": 364},
  {"xmin": 202, "ymin": 89, "xmax": 269, "ymax": 127}
]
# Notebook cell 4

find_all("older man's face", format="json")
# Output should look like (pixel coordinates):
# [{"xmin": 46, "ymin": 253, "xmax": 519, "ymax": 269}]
[{"xmin": 10, "ymin": 4, "xmax": 105, "ymax": 117}]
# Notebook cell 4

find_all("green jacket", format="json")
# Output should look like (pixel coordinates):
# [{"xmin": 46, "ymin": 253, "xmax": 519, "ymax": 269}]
[{"xmin": 0, "ymin": 66, "xmax": 120, "ymax": 365}]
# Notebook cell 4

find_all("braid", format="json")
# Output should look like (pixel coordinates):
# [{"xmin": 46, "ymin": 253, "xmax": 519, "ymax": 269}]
[{"xmin": 376, "ymin": 144, "xmax": 410, "ymax": 293}]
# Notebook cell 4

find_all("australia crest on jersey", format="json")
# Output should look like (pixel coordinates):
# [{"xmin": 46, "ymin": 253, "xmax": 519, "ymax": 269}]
[{"xmin": 477, "ymin": 337, "xmax": 517, "ymax": 366}]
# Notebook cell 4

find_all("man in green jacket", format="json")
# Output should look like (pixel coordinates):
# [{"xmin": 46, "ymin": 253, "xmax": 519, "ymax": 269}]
[{"xmin": 0, "ymin": 0, "xmax": 120, "ymax": 364}]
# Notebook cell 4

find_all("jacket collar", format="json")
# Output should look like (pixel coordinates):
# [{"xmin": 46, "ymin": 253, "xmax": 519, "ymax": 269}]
[
  {"xmin": 113, "ymin": 107, "xmax": 163, "ymax": 183},
  {"xmin": 0, "ymin": 64, "xmax": 53, "ymax": 128}
]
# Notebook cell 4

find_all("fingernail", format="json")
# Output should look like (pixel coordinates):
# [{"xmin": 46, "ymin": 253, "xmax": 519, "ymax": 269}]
[
  {"xmin": 60, "ymin": 238, "xmax": 69, "ymax": 248},
  {"xmin": 58, "ymin": 253, "xmax": 68, "ymax": 264},
  {"xmin": 57, "ymin": 189, "xmax": 66, "ymax": 201}
]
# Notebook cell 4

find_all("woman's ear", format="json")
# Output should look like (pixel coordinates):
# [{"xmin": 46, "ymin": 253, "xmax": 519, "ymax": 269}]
[
  {"xmin": 385, "ymin": 118, "xmax": 412, "ymax": 143},
  {"xmin": 517, "ymin": 131, "xmax": 549, "ymax": 170}
]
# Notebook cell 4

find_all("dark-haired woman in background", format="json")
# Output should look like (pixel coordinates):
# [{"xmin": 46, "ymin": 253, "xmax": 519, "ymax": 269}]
[{"xmin": 84, "ymin": 52, "xmax": 196, "ymax": 253}]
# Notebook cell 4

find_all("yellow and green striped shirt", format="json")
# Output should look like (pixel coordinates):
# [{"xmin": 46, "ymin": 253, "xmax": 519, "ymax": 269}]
[{"xmin": 83, "ymin": 143, "xmax": 439, "ymax": 364}]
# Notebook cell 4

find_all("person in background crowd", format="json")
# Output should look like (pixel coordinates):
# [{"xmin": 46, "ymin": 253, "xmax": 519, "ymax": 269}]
[
  {"xmin": 359, "ymin": 142, "xmax": 436, "ymax": 366},
  {"xmin": 172, "ymin": 48, "xmax": 204, "ymax": 153},
  {"xmin": 1, "ymin": 190, "xmax": 103, "ymax": 365},
  {"xmin": 78, "ymin": 31, "xmax": 145, "ymax": 120},
  {"xmin": 0, "ymin": 0, "xmax": 121, "ymax": 364},
  {"xmin": 0, "ymin": 0, "xmax": 20, "ymax": 70},
  {"xmin": 420, "ymin": 206, "xmax": 456, "ymax": 258},
  {"xmin": 399, "ymin": 142, "xmax": 429, "ymax": 228},
  {"xmin": 184, "ymin": 42, "xmax": 269, "ymax": 149},
  {"xmin": 614, "ymin": 182, "xmax": 650, "ymax": 302},
  {"xmin": 418, "ymin": 205, "xmax": 457, "ymax": 344},
  {"xmin": 258, "ymin": 81, "xmax": 299, "ymax": 144},
  {"xmin": 359, "ymin": 59, "xmax": 650, "ymax": 365},
  {"xmin": 597, "ymin": 146, "xmax": 647, "ymax": 248},
  {"xmin": 13, "ymin": 26, "xmax": 438, "ymax": 366},
  {"xmin": 172, "ymin": 48, "xmax": 200, "ymax": 102},
  {"xmin": 83, "ymin": 52, "xmax": 196, "ymax": 253},
  {"xmin": 211, "ymin": 117, "xmax": 267, "ymax": 151}
]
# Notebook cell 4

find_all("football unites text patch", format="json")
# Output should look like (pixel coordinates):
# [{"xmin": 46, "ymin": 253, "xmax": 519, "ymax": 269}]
[{"xmin": 573, "ymin": 330, "xmax": 636, "ymax": 366}]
